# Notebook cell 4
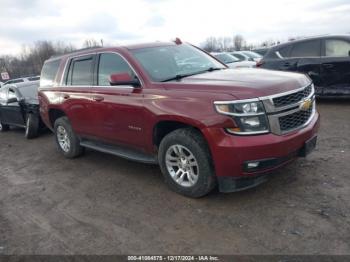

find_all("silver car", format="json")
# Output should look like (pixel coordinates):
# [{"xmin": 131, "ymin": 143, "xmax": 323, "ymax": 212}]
[{"xmin": 211, "ymin": 52, "xmax": 256, "ymax": 68}]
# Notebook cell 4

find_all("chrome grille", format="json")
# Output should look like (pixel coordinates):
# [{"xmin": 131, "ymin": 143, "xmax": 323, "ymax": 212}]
[
  {"xmin": 273, "ymin": 84, "xmax": 312, "ymax": 107},
  {"xmin": 279, "ymin": 107, "xmax": 313, "ymax": 132},
  {"xmin": 261, "ymin": 83, "xmax": 316, "ymax": 135}
]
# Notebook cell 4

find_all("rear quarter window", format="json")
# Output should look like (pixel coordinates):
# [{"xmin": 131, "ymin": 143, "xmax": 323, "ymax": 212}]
[
  {"xmin": 40, "ymin": 59, "xmax": 61, "ymax": 88},
  {"xmin": 290, "ymin": 40, "xmax": 321, "ymax": 58}
]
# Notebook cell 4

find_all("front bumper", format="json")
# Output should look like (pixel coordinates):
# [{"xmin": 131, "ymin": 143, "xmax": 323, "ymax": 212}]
[{"xmin": 202, "ymin": 111, "xmax": 320, "ymax": 192}]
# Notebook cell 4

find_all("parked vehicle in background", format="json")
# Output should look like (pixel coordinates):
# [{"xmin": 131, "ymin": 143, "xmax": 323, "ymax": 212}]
[
  {"xmin": 258, "ymin": 35, "xmax": 350, "ymax": 97},
  {"xmin": 230, "ymin": 51, "xmax": 254, "ymax": 61},
  {"xmin": 0, "ymin": 81, "xmax": 42, "ymax": 138},
  {"xmin": 240, "ymin": 51, "xmax": 263, "ymax": 62},
  {"xmin": 211, "ymin": 52, "xmax": 256, "ymax": 68},
  {"xmin": 39, "ymin": 41, "xmax": 319, "ymax": 197},
  {"xmin": 252, "ymin": 47, "xmax": 269, "ymax": 56},
  {"xmin": 3, "ymin": 76, "xmax": 40, "ymax": 86}
]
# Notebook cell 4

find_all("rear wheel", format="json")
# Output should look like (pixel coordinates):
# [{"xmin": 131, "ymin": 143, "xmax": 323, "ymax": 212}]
[
  {"xmin": 54, "ymin": 116, "xmax": 84, "ymax": 158},
  {"xmin": 0, "ymin": 119, "xmax": 9, "ymax": 132},
  {"xmin": 158, "ymin": 128, "xmax": 216, "ymax": 198},
  {"xmin": 25, "ymin": 114, "xmax": 39, "ymax": 139}
]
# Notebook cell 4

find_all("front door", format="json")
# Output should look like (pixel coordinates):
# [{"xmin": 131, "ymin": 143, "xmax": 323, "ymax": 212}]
[{"xmin": 90, "ymin": 52, "xmax": 146, "ymax": 149}]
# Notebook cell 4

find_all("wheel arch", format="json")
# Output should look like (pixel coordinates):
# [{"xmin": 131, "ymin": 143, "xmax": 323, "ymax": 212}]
[
  {"xmin": 48, "ymin": 108, "xmax": 67, "ymax": 128},
  {"xmin": 152, "ymin": 117, "xmax": 207, "ymax": 148}
]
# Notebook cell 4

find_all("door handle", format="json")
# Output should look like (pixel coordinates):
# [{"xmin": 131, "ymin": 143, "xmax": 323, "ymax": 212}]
[
  {"xmin": 323, "ymin": 63, "xmax": 334, "ymax": 69},
  {"xmin": 92, "ymin": 96, "xmax": 104, "ymax": 102},
  {"xmin": 63, "ymin": 94, "xmax": 70, "ymax": 99},
  {"xmin": 283, "ymin": 62, "xmax": 290, "ymax": 67}
]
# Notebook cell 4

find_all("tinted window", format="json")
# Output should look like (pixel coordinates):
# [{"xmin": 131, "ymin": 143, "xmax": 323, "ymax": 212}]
[
  {"xmin": 67, "ymin": 57, "xmax": 93, "ymax": 86},
  {"xmin": 5, "ymin": 79, "xmax": 24, "ymax": 85},
  {"xmin": 325, "ymin": 39, "xmax": 350, "ymax": 57},
  {"xmin": 40, "ymin": 59, "xmax": 61, "ymax": 87},
  {"xmin": 98, "ymin": 53, "xmax": 133, "ymax": 86},
  {"xmin": 276, "ymin": 45, "xmax": 291, "ymax": 58},
  {"xmin": 290, "ymin": 40, "xmax": 321, "ymax": 57},
  {"xmin": 8, "ymin": 88, "xmax": 17, "ymax": 100}
]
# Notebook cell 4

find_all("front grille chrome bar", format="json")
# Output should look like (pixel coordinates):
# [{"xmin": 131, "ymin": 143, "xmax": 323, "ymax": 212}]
[{"xmin": 258, "ymin": 83, "xmax": 316, "ymax": 135}]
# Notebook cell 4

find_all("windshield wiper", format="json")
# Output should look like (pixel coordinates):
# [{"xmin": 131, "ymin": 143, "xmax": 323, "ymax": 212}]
[{"xmin": 161, "ymin": 67, "xmax": 224, "ymax": 82}]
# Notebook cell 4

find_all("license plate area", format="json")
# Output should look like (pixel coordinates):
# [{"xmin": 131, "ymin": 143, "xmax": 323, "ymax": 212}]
[{"xmin": 299, "ymin": 135, "xmax": 317, "ymax": 157}]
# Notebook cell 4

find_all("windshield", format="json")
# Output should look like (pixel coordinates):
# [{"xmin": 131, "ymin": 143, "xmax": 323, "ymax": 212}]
[
  {"xmin": 131, "ymin": 44, "xmax": 225, "ymax": 82},
  {"xmin": 214, "ymin": 53, "xmax": 239, "ymax": 64}
]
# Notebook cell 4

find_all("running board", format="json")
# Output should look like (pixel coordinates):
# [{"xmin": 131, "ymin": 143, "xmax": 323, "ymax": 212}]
[{"xmin": 80, "ymin": 140, "xmax": 158, "ymax": 165}]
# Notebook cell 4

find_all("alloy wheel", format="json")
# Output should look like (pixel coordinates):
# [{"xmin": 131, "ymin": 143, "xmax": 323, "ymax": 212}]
[
  {"xmin": 165, "ymin": 144, "xmax": 199, "ymax": 187},
  {"xmin": 57, "ymin": 125, "xmax": 71, "ymax": 152}
]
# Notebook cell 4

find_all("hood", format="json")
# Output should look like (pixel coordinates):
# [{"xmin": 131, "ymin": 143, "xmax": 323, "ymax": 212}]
[{"xmin": 163, "ymin": 68, "xmax": 311, "ymax": 100}]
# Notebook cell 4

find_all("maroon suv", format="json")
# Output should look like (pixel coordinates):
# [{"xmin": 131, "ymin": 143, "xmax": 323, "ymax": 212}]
[{"xmin": 38, "ymin": 41, "xmax": 320, "ymax": 197}]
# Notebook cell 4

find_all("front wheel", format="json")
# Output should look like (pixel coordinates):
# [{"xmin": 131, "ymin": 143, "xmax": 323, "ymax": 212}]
[
  {"xmin": 158, "ymin": 128, "xmax": 216, "ymax": 198},
  {"xmin": 54, "ymin": 116, "xmax": 84, "ymax": 158}
]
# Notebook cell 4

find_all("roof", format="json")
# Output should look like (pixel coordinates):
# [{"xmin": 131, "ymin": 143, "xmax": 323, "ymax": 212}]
[
  {"xmin": 269, "ymin": 34, "xmax": 350, "ymax": 50},
  {"xmin": 47, "ymin": 41, "xmax": 177, "ymax": 62}
]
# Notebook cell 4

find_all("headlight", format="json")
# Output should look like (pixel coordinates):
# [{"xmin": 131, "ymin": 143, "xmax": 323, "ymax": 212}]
[{"xmin": 214, "ymin": 99, "xmax": 269, "ymax": 135}]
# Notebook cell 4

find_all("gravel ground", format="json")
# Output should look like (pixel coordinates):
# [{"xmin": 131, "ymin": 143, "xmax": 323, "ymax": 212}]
[{"xmin": 0, "ymin": 99, "xmax": 349, "ymax": 255}]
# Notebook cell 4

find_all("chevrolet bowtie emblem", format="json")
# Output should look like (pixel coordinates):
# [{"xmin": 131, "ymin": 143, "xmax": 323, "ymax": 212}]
[{"xmin": 300, "ymin": 99, "xmax": 313, "ymax": 111}]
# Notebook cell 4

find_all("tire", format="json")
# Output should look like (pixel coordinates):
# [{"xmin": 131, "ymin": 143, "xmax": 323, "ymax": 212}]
[
  {"xmin": 0, "ymin": 118, "xmax": 10, "ymax": 132},
  {"xmin": 25, "ymin": 114, "xmax": 39, "ymax": 139},
  {"xmin": 158, "ymin": 128, "xmax": 216, "ymax": 198},
  {"xmin": 54, "ymin": 116, "xmax": 84, "ymax": 158}
]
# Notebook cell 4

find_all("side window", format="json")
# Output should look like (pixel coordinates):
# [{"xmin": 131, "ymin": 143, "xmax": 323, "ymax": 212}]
[
  {"xmin": 8, "ymin": 88, "xmax": 17, "ymax": 100},
  {"xmin": 325, "ymin": 39, "xmax": 350, "ymax": 57},
  {"xmin": 97, "ymin": 53, "xmax": 134, "ymax": 86},
  {"xmin": 40, "ymin": 59, "xmax": 61, "ymax": 87},
  {"xmin": 290, "ymin": 40, "xmax": 321, "ymax": 58},
  {"xmin": 275, "ymin": 45, "xmax": 291, "ymax": 58},
  {"xmin": 66, "ymin": 56, "xmax": 93, "ymax": 86},
  {"xmin": 0, "ymin": 88, "xmax": 7, "ymax": 101}
]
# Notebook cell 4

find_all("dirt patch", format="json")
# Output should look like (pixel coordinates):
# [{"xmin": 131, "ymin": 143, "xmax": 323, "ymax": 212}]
[{"xmin": 0, "ymin": 100, "xmax": 349, "ymax": 254}]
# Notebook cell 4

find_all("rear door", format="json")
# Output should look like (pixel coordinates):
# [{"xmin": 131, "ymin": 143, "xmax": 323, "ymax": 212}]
[
  {"xmin": 289, "ymin": 39, "xmax": 322, "ymax": 92},
  {"xmin": 320, "ymin": 38, "xmax": 350, "ymax": 96},
  {"xmin": 90, "ymin": 52, "xmax": 146, "ymax": 148},
  {"xmin": 61, "ymin": 54, "xmax": 96, "ymax": 136}
]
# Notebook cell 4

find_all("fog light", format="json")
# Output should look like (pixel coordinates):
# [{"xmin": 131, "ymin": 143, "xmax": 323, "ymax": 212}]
[{"xmin": 247, "ymin": 162, "xmax": 260, "ymax": 168}]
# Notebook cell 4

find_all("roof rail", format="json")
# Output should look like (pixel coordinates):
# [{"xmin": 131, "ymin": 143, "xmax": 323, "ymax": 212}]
[{"xmin": 50, "ymin": 46, "xmax": 103, "ymax": 59}]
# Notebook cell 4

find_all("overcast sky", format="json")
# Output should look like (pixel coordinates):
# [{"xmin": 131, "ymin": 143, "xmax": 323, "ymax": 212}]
[{"xmin": 0, "ymin": 0, "xmax": 349, "ymax": 55}]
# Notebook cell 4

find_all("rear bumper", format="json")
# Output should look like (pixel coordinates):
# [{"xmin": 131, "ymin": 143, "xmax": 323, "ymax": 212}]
[{"xmin": 202, "ymin": 111, "xmax": 320, "ymax": 192}]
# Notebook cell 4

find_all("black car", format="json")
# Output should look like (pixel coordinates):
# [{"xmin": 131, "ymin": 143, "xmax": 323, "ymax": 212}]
[
  {"xmin": 258, "ymin": 35, "xmax": 350, "ymax": 97},
  {"xmin": 0, "ymin": 81, "xmax": 42, "ymax": 138}
]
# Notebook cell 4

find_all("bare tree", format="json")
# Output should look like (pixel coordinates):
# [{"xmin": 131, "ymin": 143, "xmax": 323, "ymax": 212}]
[
  {"xmin": 233, "ymin": 35, "xmax": 244, "ymax": 51},
  {"xmin": 202, "ymin": 37, "xmax": 219, "ymax": 52},
  {"xmin": 1, "ymin": 41, "xmax": 76, "ymax": 79},
  {"xmin": 83, "ymin": 38, "xmax": 101, "ymax": 48}
]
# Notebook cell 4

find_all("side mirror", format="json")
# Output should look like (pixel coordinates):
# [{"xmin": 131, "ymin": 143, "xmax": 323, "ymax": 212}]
[
  {"xmin": 109, "ymin": 72, "xmax": 141, "ymax": 87},
  {"xmin": 7, "ymin": 97, "xmax": 18, "ymax": 104},
  {"xmin": 348, "ymin": 50, "xmax": 350, "ymax": 57}
]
